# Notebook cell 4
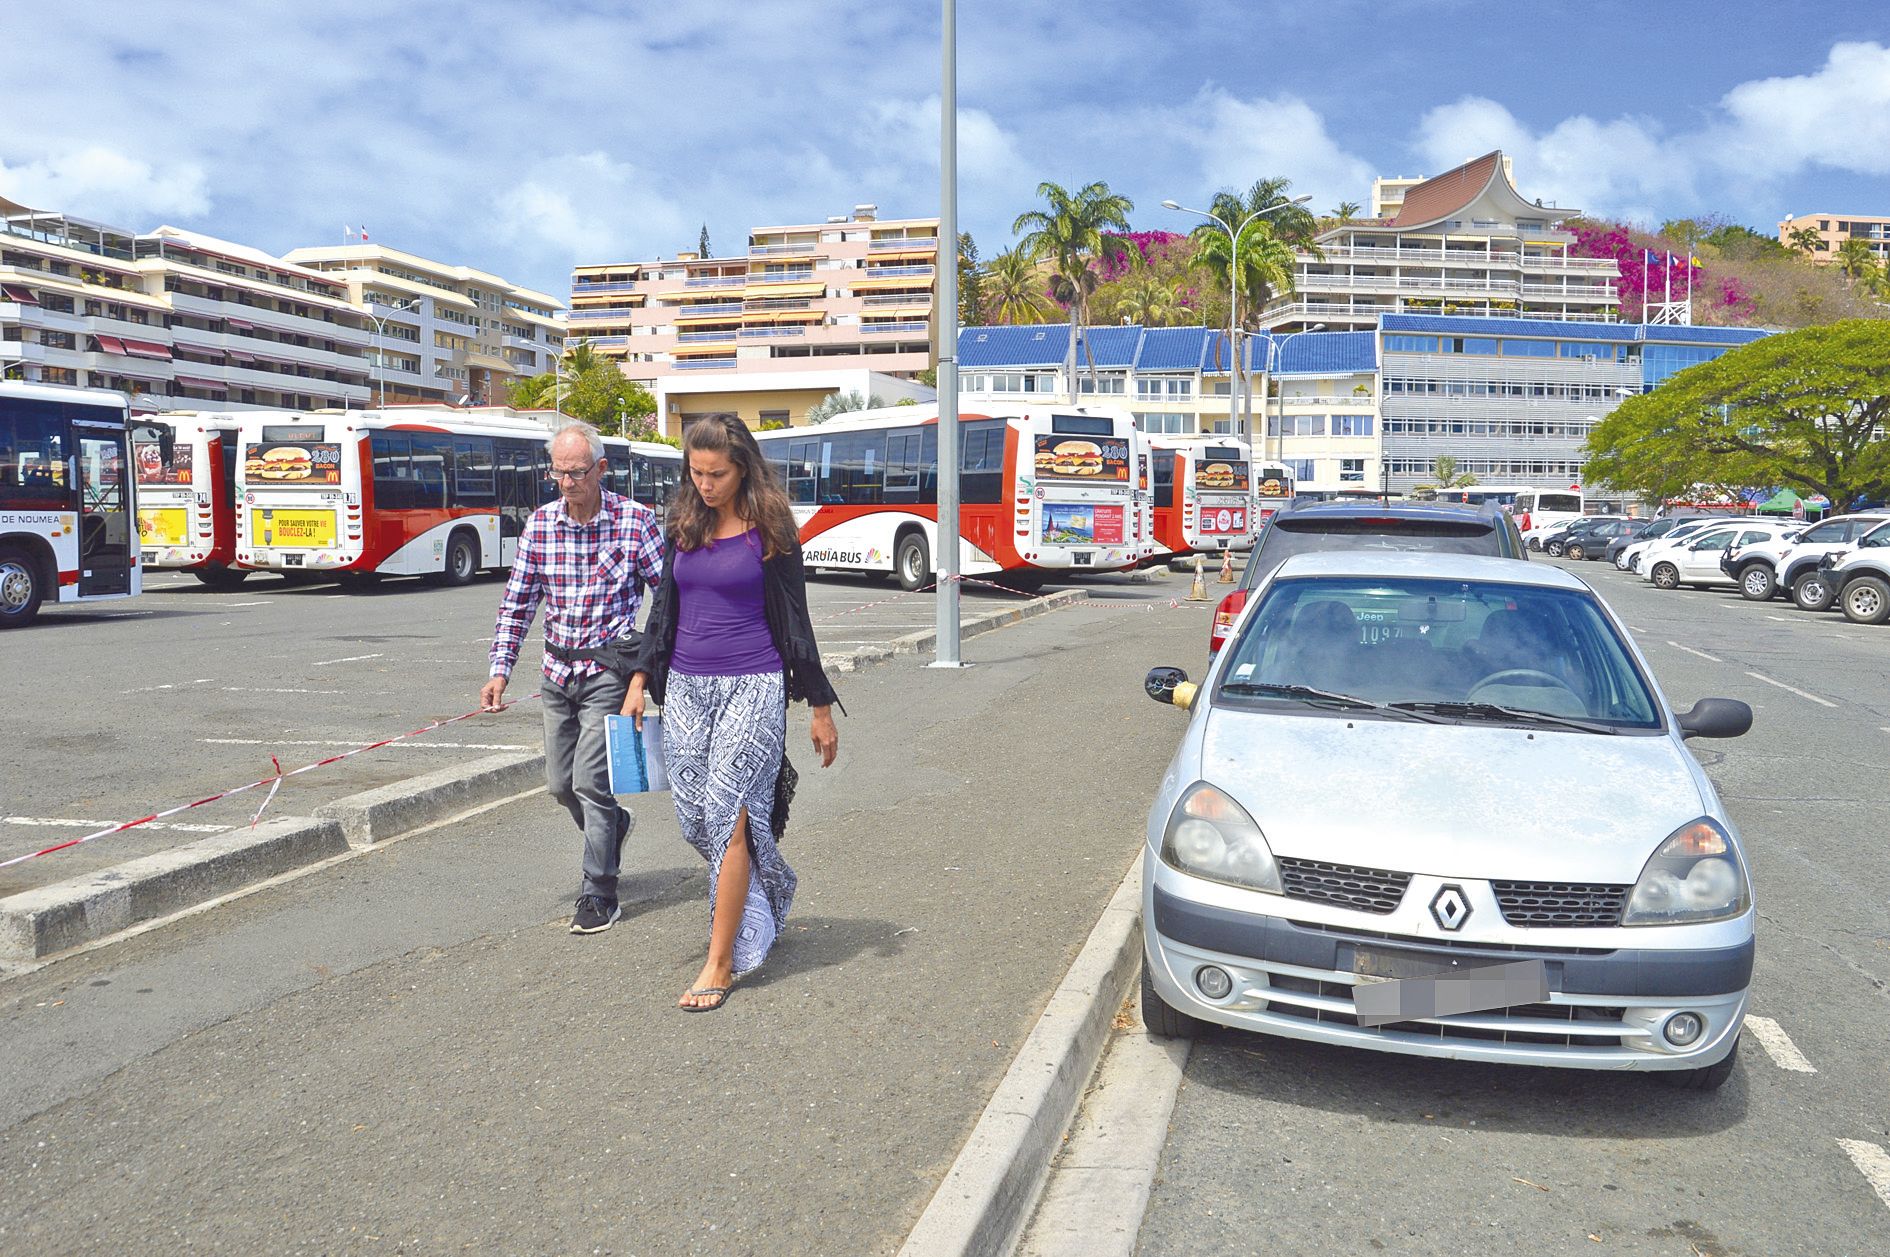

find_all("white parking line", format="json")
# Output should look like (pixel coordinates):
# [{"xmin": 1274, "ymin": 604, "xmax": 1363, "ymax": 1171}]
[
  {"xmin": 310, "ymin": 653, "xmax": 384, "ymax": 666},
  {"xmin": 2, "ymin": 816, "xmax": 230, "ymax": 834},
  {"xmin": 1744, "ymin": 1015, "xmax": 1817, "ymax": 1073},
  {"xmin": 1766, "ymin": 615, "xmax": 1794, "ymax": 622},
  {"xmin": 1667, "ymin": 641, "xmax": 1724, "ymax": 663},
  {"xmin": 1744, "ymin": 671, "xmax": 1839, "ymax": 708},
  {"xmin": 1837, "ymin": 1140, "xmax": 1890, "ymax": 1212},
  {"xmin": 207, "ymin": 600, "xmax": 272, "ymax": 607},
  {"xmin": 199, "ymin": 739, "xmax": 530, "ymax": 750}
]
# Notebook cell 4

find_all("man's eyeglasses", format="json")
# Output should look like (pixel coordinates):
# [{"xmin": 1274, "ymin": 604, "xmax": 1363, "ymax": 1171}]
[{"xmin": 546, "ymin": 461, "xmax": 599, "ymax": 484}]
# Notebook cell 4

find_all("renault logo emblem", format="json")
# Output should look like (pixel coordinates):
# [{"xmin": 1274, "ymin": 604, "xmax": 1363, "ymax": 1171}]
[{"xmin": 1430, "ymin": 885, "xmax": 1471, "ymax": 932}]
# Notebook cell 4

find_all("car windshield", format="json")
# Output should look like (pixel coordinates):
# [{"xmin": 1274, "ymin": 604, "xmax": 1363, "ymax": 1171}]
[
  {"xmin": 1218, "ymin": 575, "xmax": 1663, "ymax": 731},
  {"xmin": 1246, "ymin": 515, "xmax": 1502, "ymax": 587}
]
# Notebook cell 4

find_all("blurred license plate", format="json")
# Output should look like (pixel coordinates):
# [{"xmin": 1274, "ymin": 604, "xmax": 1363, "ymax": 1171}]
[
  {"xmin": 1350, "ymin": 947, "xmax": 1549, "ymax": 1028},
  {"xmin": 1073, "ymin": 551, "xmax": 1093, "ymax": 565}
]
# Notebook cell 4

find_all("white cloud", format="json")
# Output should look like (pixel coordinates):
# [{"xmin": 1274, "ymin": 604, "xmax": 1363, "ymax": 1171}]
[
  {"xmin": 493, "ymin": 152, "xmax": 691, "ymax": 265},
  {"xmin": 1188, "ymin": 89, "xmax": 1375, "ymax": 208},
  {"xmin": 1716, "ymin": 40, "xmax": 1890, "ymax": 176},
  {"xmin": 0, "ymin": 146, "xmax": 209, "ymax": 221}
]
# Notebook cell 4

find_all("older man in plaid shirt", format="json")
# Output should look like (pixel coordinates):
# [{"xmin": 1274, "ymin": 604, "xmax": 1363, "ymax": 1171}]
[{"xmin": 481, "ymin": 421, "xmax": 665, "ymax": 934}]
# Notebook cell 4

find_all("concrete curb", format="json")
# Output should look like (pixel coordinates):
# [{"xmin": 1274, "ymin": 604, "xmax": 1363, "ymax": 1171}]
[
  {"xmin": 827, "ymin": 589, "xmax": 1086, "ymax": 673},
  {"xmin": 315, "ymin": 750, "xmax": 545, "ymax": 847},
  {"xmin": 898, "ymin": 854, "xmax": 1144, "ymax": 1257},
  {"xmin": 0, "ymin": 816, "xmax": 350, "ymax": 961}
]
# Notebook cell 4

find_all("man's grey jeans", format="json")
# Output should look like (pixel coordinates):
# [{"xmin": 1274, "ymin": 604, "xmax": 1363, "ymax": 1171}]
[{"xmin": 541, "ymin": 669, "xmax": 634, "ymax": 904}]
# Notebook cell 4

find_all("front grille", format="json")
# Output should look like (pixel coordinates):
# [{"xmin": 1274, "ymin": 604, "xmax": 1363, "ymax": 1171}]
[
  {"xmin": 1492, "ymin": 881, "xmax": 1630, "ymax": 928},
  {"xmin": 1265, "ymin": 974, "xmax": 1628, "ymax": 1047},
  {"xmin": 1278, "ymin": 858, "xmax": 1410, "ymax": 915},
  {"xmin": 1298, "ymin": 921, "xmax": 1616, "ymax": 956}
]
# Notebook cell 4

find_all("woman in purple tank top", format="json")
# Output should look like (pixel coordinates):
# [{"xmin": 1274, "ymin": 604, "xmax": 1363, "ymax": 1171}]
[{"xmin": 625, "ymin": 414, "xmax": 840, "ymax": 1011}]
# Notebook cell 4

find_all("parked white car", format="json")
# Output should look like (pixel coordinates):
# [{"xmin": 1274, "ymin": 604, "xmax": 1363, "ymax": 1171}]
[
  {"xmin": 1141, "ymin": 552, "xmax": 1756, "ymax": 1090},
  {"xmin": 1740, "ymin": 513, "xmax": 1890, "ymax": 610},
  {"xmin": 1641, "ymin": 519, "xmax": 1799, "ymax": 591},
  {"xmin": 1617, "ymin": 518, "xmax": 1720, "ymax": 573},
  {"xmin": 1824, "ymin": 520, "xmax": 1890, "ymax": 624}
]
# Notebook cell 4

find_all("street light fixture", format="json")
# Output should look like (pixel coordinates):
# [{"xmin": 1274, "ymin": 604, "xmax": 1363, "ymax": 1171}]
[
  {"xmin": 1259, "ymin": 322, "xmax": 1326, "ymax": 467},
  {"xmin": 1161, "ymin": 195, "xmax": 1310, "ymax": 449},
  {"xmin": 364, "ymin": 297, "xmax": 418, "ymax": 410}
]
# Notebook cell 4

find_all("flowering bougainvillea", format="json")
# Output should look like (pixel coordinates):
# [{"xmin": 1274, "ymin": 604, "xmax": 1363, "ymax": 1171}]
[{"xmin": 1566, "ymin": 219, "xmax": 1768, "ymax": 324}]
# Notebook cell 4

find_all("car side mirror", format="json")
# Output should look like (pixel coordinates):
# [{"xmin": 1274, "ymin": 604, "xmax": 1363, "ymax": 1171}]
[
  {"xmin": 1675, "ymin": 697, "xmax": 1753, "ymax": 740},
  {"xmin": 1145, "ymin": 666, "xmax": 1198, "ymax": 711}
]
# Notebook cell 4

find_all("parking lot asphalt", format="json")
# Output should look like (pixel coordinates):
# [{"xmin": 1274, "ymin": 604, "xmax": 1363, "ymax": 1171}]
[
  {"xmin": 0, "ymin": 565, "xmax": 1168, "ymax": 896},
  {"xmin": 1131, "ymin": 558, "xmax": 1890, "ymax": 1257},
  {"xmin": 0, "ymin": 569, "xmax": 1201, "ymax": 1254}
]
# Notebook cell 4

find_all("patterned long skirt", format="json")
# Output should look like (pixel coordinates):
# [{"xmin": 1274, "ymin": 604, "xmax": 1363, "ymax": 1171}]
[{"xmin": 662, "ymin": 671, "xmax": 795, "ymax": 977}]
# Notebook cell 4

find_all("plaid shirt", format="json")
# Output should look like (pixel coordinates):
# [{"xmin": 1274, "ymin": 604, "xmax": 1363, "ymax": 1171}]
[{"xmin": 489, "ymin": 488, "xmax": 665, "ymax": 687}]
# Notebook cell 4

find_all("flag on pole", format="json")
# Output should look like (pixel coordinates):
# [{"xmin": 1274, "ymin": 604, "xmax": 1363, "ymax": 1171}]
[
  {"xmin": 360, "ymin": 226, "xmax": 370, "ymax": 242},
  {"xmin": 1664, "ymin": 252, "xmax": 1673, "ymax": 305}
]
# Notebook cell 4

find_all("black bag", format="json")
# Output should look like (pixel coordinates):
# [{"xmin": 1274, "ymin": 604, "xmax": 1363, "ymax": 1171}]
[{"xmin": 772, "ymin": 753, "xmax": 800, "ymax": 841}]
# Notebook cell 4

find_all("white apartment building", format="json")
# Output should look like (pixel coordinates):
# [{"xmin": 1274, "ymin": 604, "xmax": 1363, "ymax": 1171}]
[
  {"xmin": 570, "ymin": 203, "xmax": 938, "ymax": 416},
  {"xmin": 284, "ymin": 244, "xmax": 565, "ymax": 407},
  {"xmin": 1266, "ymin": 151, "xmax": 1619, "ymax": 332},
  {"xmin": 2, "ymin": 204, "xmax": 372, "ymax": 413}
]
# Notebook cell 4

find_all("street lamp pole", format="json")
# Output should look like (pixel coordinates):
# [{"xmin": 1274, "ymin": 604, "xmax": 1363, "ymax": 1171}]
[
  {"xmin": 932, "ymin": 0, "xmax": 962, "ymax": 667},
  {"xmin": 1260, "ymin": 322, "xmax": 1325, "ymax": 468},
  {"xmin": 1161, "ymin": 196, "xmax": 1308, "ymax": 448},
  {"xmin": 364, "ymin": 298, "xmax": 416, "ymax": 410}
]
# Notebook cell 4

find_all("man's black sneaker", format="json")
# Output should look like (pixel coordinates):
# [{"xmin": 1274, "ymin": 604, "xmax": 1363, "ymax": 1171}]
[{"xmin": 570, "ymin": 895, "xmax": 621, "ymax": 934}]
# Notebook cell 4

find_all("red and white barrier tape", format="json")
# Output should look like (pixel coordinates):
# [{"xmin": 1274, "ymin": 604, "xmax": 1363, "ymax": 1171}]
[{"xmin": 0, "ymin": 695, "xmax": 541, "ymax": 872}]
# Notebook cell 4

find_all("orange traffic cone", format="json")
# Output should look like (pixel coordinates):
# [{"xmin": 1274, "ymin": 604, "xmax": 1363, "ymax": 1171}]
[
  {"xmin": 1218, "ymin": 548, "xmax": 1235, "ymax": 583},
  {"xmin": 1187, "ymin": 552, "xmax": 1209, "ymax": 601}
]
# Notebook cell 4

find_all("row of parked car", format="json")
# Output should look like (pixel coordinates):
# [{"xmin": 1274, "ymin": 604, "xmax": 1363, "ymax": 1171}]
[{"xmin": 1535, "ymin": 510, "xmax": 1890, "ymax": 625}]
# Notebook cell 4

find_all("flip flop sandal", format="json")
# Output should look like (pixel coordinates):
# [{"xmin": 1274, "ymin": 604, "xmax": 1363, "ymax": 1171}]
[{"xmin": 682, "ymin": 986, "xmax": 729, "ymax": 1012}]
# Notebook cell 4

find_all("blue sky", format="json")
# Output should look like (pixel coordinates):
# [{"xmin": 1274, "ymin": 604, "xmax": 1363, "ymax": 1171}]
[{"xmin": 4, "ymin": 1, "xmax": 1888, "ymax": 299}]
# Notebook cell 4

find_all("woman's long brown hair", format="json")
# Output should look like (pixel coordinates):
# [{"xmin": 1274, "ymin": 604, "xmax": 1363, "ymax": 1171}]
[{"xmin": 669, "ymin": 412, "xmax": 802, "ymax": 558}]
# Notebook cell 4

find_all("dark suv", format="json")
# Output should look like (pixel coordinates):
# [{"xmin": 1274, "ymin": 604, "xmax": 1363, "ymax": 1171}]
[{"xmin": 1211, "ymin": 500, "xmax": 1526, "ymax": 652}]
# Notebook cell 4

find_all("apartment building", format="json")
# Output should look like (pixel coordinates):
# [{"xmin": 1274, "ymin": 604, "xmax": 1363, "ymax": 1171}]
[
  {"xmin": 956, "ymin": 324, "xmax": 1383, "ymax": 496},
  {"xmin": 1776, "ymin": 212, "xmax": 1890, "ymax": 264},
  {"xmin": 568, "ymin": 204, "xmax": 938, "ymax": 424},
  {"xmin": 2, "ymin": 206, "xmax": 371, "ymax": 412},
  {"xmin": 1265, "ymin": 151, "xmax": 1619, "ymax": 332},
  {"xmin": 284, "ymin": 244, "xmax": 565, "ymax": 406},
  {"xmin": 1376, "ymin": 313, "xmax": 1770, "ymax": 495}
]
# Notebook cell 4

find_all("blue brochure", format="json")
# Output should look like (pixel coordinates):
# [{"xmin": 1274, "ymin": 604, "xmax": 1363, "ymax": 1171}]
[{"xmin": 605, "ymin": 713, "xmax": 668, "ymax": 794}]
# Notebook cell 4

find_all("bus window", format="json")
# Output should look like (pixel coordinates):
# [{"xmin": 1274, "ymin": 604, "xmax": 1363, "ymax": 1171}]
[
  {"xmin": 371, "ymin": 434, "xmax": 415, "ymax": 510},
  {"xmin": 494, "ymin": 438, "xmax": 538, "ymax": 537},
  {"xmin": 453, "ymin": 437, "xmax": 497, "ymax": 505},
  {"xmin": 1153, "ymin": 453, "xmax": 1175, "ymax": 509},
  {"xmin": 408, "ymin": 432, "xmax": 450, "ymax": 508},
  {"xmin": 0, "ymin": 404, "xmax": 68, "ymax": 507},
  {"xmin": 1538, "ymin": 491, "xmax": 1582, "ymax": 514},
  {"xmin": 961, "ymin": 420, "xmax": 1005, "ymax": 504},
  {"xmin": 884, "ymin": 431, "xmax": 921, "ymax": 502},
  {"xmin": 786, "ymin": 439, "xmax": 818, "ymax": 505}
]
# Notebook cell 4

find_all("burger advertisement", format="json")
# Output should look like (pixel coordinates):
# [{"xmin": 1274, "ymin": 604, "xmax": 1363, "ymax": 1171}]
[
  {"xmin": 133, "ymin": 441, "xmax": 193, "ymax": 487},
  {"xmin": 1196, "ymin": 458, "xmax": 1250, "ymax": 492},
  {"xmin": 1032, "ymin": 435, "xmax": 1129, "ymax": 482},
  {"xmin": 243, "ymin": 441, "xmax": 342, "ymax": 486}
]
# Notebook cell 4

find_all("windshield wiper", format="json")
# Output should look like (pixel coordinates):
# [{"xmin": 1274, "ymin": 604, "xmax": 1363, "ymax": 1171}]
[
  {"xmin": 1221, "ymin": 682, "xmax": 1449, "ymax": 723},
  {"xmin": 1386, "ymin": 700, "xmax": 1620, "ymax": 734}
]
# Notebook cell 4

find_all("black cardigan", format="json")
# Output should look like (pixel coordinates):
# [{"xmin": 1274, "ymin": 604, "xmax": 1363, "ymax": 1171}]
[{"xmin": 635, "ymin": 535, "xmax": 841, "ymax": 711}]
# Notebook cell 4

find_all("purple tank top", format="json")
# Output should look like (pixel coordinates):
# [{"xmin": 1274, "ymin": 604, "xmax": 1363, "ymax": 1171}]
[{"xmin": 670, "ymin": 529, "xmax": 785, "ymax": 677}]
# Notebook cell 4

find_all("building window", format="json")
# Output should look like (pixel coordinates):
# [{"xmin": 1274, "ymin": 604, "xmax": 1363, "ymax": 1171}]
[
  {"xmin": 1331, "ymin": 414, "xmax": 1374, "ymax": 437},
  {"xmin": 1133, "ymin": 411, "xmax": 1196, "ymax": 435},
  {"xmin": 1340, "ymin": 458, "xmax": 1365, "ymax": 482},
  {"xmin": 1078, "ymin": 373, "xmax": 1125, "ymax": 394},
  {"xmin": 759, "ymin": 409, "xmax": 789, "ymax": 427},
  {"xmin": 1134, "ymin": 376, "xmax": 1192, "ymax": 402},
  {"xmin": 1285, "ymin": 458, "xmax": 1316, "ymax": 481}
]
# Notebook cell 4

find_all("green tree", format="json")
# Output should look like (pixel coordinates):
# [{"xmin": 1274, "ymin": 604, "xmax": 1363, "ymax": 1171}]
[
  {"xmin": 1331, "ymin": 200, "xmax": 1361, "ymax": 224},
  {"xmin": 985, "ymin": 244, "xmax": 1055, "ymax": 324},
  {"xmin": 1202, "ymin": 177, "xmax": 1321, "ymax": 250},
  {"xmin": 1109, "ymin": 259, "xmax": 1186, "ymax": 327},
  {"xmin": 1834, "ymin": 237, "xmax": 1879, "ymax": 282},
  {"xmin": 1189, "ymin": 219, "xmax": 1298, "ymax": 330},
  {"xmin": 1585, "ymin": 320, "xmax": 1890, "ymax": 508},
  {"xmin": 805, "ymin": 389, "xmax": 885, "ymax": 424},
  {"xmin": 957, "ymin": 231, "xmax": 986, "ymax": 327},
  {"xmin": 697, "ymin": 224, "xmax": 712, "ymax": 259},
  {"xmin": 507, "ymin": 342, "xmax": 657, "ymax": 439},
  {"xmin": 1788, "ymin": 226, "xmax": 1825, "ymax": 255},
  {"xmin": 1432, "ymin": 455, "xmax": 1478, "ymax": 489},
  {"xmin": 1012, "ymin": 180, "xmax": 1135, "ymax": 378}
]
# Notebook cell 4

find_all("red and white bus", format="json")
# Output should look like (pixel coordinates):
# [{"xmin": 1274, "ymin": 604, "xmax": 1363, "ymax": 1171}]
[
  {"xmin": 1253, "ymin": 463, "xmax": 1296, "ymax": 525},
  {"xmin": 133, "ymin": 412, "xmax": 245, "ymax": 587},
  {"xmin": 1145, "ymin": 436, "xmax": 1258, "ymax": 563},
  {"xmin": 235, "ymin": 410, "xmax": 680, "ymax": 585},
  {"xmin": 756, "ymin": 403, "xmax": 1146, "ymax": 590},
  {"xmin": 1, "ymin": 380, "xmax": 141, "ymax": 627}
]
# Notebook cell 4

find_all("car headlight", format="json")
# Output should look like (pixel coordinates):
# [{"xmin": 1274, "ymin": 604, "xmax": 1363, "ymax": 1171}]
[
  {"xmin": 1622, "ymin": 818, "xmax": 1750, "ymax": 926},
  {"xmin": 1160, "ymin": 782, "xmax": 1282, "ymax": 894}
]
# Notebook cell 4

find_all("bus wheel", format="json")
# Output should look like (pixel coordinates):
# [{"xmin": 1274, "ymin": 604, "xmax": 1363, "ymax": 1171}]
[
  {"xmin": 429, "ymin": 532, "xmax": 478, "ymax": 587},
  {"xmin": 895, "ymin": 533, "xmax": 931, "ymax": 592},
  {"xmin": 193, "ymin": 566, "xmax": 249, "ymax": 589},
  {"xmin": 0, "ymin": 546, "xmax": 45, "ymax": 629}
]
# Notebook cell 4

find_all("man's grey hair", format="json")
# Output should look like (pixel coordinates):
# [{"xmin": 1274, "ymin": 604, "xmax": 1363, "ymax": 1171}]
[{"xmin": 549, "ymin": 421, "xmax": 604, "ymax": 463}]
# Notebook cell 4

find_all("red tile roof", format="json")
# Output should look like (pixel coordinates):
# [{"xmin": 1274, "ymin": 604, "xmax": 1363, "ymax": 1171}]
[{"xmin": 1391, "ymin": 152, "xmax": 1503, "ymax": 228}]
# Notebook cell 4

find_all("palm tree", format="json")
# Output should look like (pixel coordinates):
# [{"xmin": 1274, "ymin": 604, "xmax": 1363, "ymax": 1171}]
[
  {"xmin": 1856, "ymin": 259, "xmax": 1890, "ymax": 302},
  {"xmin": 984, "ymin": 245, "xmax": 1055, "ymax": 324},
  {"xmin": 1330, "ymin": 200, "xmax": 1361, "ymax": 224},
  {"xmin": 1432, "ymin": 455, "xmax": 1478, "ymax": 489},
  {"xmin": 1787, "ymin": 226, "xmax": 1825, "ymax": 255},
  {"xmin": 1202, "ymin": 177, "xmax": 1320, "ymax": 250},
  {"xmin": 1012, "ymin": 181, "xmax": 1135, "ymax": 387},
  {"xmin": 1834, "ymin": 237, "xmax": 1878, "ymax": 282},
  {"xmin": 1189, "ymin": 220, "xmax": 1298, "ymax": 332},
  {"xmin": 1110, "ymin": 262, "xmax": 1185, "ymax": 327}
]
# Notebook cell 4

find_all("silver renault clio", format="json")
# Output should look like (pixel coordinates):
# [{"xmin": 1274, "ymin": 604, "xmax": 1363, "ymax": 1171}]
[{"xmin": 1142, "ymin": 552, "xmax": 1756, "ymax": 1090}]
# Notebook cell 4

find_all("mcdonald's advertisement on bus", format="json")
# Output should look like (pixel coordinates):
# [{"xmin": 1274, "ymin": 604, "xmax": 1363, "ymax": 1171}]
[
  {"xmin": 134, "ymin": 440, "xmax": 193, "ymax": 486},
  {"xmin": 1033, "ymin": 435, "xmax": 1130, "ymax": 482},
  {"xmin": 243, "ymin": 441, "xmax": 343, "ymax": 486},
  {"xmin": 1255, "ymin": 472, "xmax": 1292, "ymax": 499}
]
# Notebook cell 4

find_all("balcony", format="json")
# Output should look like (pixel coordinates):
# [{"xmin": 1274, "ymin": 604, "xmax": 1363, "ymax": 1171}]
[
  {"xmin": 741, "ymin": 270, "xmax": 816, "ymax": 286},
  {"xmin": 869, "ymin": 237, "xmax": 939, "ymax": 250},
  {"xmin": 673, "ymin": 357, "xmax": 736, "ymax": 370},
  {"xmin": 683, "ymin": 273, "xmax": 750, "ymax": 289},
  {"xmin": 676, "ymin": 329, "xmax": 739, "ymax": 343},
  {"xmin": 743, "ymin": 297, "xmax": 816, "ymax": 312},
  {"xmin": 748, "ymin": 242, "xmax": 818, "ymax": 256},
  {"xmin": 738, "ymin": 326, "xmax": 807, "ymax": 338},
  {"xmin": 1519, "ymin": 283, "xmax": 1617, "ymax": 301},
  {"xmin": 861, "ymin": 292, "xmax": 933, "ymax": 308},
  {"xmin": 573, "ymin": 334, "xmax": 629, "ymax": 347},
  {"xmin": 860, "ymin": 321, "xmax": 928, "ymax": 335},
  {"xmin": 1311, "ymin": 244, "xmax": 1617, "ymax": 274},
  {"xmin": 856, "ymin": 265, "xmax": 934, "ymax": 280},
  {"xmin": 567, "ymin": 306, "xmax": 640, "ymax": 321},
  {"xmin": 671, "ymin": 301, "xmax": 744, "ymax": 318},
  {"xmin": 572, "ymin": 280, "xmax": 640, "ymax": 294}
]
